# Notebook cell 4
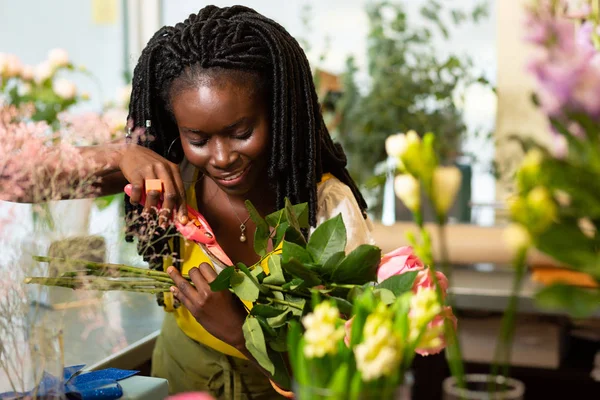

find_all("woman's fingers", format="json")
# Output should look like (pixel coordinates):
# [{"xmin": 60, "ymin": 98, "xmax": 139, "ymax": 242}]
[{"xmin": 167, "ymin": 266, "xmax": 198, "ymax": 312}]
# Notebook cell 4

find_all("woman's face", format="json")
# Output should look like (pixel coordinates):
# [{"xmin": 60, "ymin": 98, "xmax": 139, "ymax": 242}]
[{"xmin": 170, "ymin": 77, "xmax": 270, "ymax": 197}]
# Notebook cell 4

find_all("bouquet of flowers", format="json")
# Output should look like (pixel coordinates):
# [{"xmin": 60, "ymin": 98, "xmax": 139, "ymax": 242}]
[{"xmin": 288, "ymin": 247, "xmax": 455, "ymax": 399}]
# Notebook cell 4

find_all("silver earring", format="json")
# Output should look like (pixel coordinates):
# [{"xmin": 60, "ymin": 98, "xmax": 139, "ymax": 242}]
[{"xmin": 167, "ymin": 137, "xmax": 181, "ymax": 155}]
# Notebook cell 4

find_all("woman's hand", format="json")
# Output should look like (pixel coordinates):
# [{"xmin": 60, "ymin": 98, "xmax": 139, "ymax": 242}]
[
  {"xmin": 119, "ymin": 144, "xmax": 189, "ymax": 225},
  {"xmin": 167, "ymin": 264, "xmax": 247, "ymax": 350}
]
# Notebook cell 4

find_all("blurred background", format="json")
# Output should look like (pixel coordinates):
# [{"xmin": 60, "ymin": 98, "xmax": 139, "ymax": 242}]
[{"xmin": 1, "ymin": 1, "xmax": 598, "ymax": 399}]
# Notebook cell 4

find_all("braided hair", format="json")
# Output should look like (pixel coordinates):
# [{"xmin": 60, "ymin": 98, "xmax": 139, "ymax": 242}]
[{"xmin": 125, "ymin": 5, "xmax": 367, "ymax": 269}]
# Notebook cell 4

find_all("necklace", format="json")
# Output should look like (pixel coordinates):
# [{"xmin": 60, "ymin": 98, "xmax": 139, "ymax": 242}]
[{"xmin": 225, "ymin": 194, "xmax": 251, "ymax": 243}]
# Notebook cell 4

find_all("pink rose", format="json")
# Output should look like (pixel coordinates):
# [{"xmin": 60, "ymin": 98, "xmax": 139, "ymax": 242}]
[
  {"xmin": 377, "ymin": 246, "xmax": 424, "ymax": 283},
  {"xmin": 344, "ymin": 317, "xmax": 353, "ymax": 347},
  {"xmin": 413, "ymin": 269, "xmax": 449, "ymax": 299},
  {"xmin": 167, "ymin": 393, "xmax": 215, "ymax": 400},
  {"xmin": 415, "ymin": 306, "xmax": 457, "ymax": 356}
]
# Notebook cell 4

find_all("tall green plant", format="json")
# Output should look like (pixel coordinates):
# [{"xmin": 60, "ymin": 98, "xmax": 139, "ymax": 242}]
[{"xmin": 334, "ymin": 1, "xmax": 490, "ymax": 209}]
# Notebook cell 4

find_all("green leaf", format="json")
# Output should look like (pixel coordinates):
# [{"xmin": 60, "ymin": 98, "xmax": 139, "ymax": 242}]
[
  {"xmin": 327, "ymin": 364, "xmax": 349, "ymax": 397},
  {"xmin": 209, "ymin": 267, "xmax": 235, "ymax": 292},
  {"xmin": 243, "ymin": 317, "xmax": 275, "ymax": 374},
  {"xmin": 284, "ymin": 294, "xmax": 307, "ymax": 316},
  {"xmin": 266, "ymin": 202, "xmax": 309, "ymax": 228},
  {"xmin": 535, "ymin": 224, "xmax": 600, "ymax": 279},
  {"xmin": 264, "ymin": 256, "xmax": 285, "ymax": 285},
  {"xmin": 322, "ymin": 251, "xmax": 345, "ymax": 277},
  {"xmin": 267, "ymin": 309, "xmax": 291, "ymax": 328},
  {"xmin": 285, "ymin": 198, "xmax": 301, "ymax": 231},
  {"xmin": 245, "ymin": 200, "xmax": 270, "ymax": 257},
  {"xmin": 535, "ymin": 284, "xmax": 600, "ymax": 319},
  {"xmin": 373, "ymin": 288, "xmax": 396, "ymax": 305},
  {"xmin": 251, "ymin": 265, "xmax": 264, "ymax": 279},
  {"xmin": 273, "ymin": 221, "xmax": 290, "ymax": 247},
  {"xmin": 376, "ymin": 271, "xmax": 419, "ymax": 296},
  {"xmin": 251, "ymin": 304, "xmax": 286, "ymax": 318},
  {"xmin": 307, "ymin": 214, "xmax": 347, "ymax": 265},
  {"xmin": 268, "ymin": 348, "xmax": 292, "ymax": 390},
  {"xmin": 236, "ymin": 263, "xmax": 267, "ymax": 293},
  {"xmin": 282, "ymin": 278, "xmax": 305, "ymax": 291},
  {"xmin": 231, "ymin": 271, "xmax": 259, "ymax": 302},
  {"xmin": 282, "ymin": 241, "xmax": 312, "ymax": 264},
  {"xmin": 269, "ymin": 326, "xmax": 289, "ymax": 352},
  {"xmin": 283, "ymin": 225, "xmax": 307, "ymax": 247},
  {"xmin": 255, "ymin": 315, "xmax": 278, "ymax": 337},
  {"xmin": 331, "ymin": 245, "xmax": 381, "ymax": 284},
  {"xmin": 330, "ymin": 296, "xmax": 353, "ymax": 316},
  {"xmin": 281, "ymin": 258, "xmax": 321, "ymax": 287}
]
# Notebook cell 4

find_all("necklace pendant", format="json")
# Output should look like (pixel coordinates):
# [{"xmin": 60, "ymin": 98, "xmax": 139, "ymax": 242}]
[{"xmin": 239, "ymin": 223, "xmax": 247, "ymax": 243}]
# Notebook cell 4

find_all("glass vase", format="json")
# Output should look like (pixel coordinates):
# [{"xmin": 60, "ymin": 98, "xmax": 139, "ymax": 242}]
[
  {"xmin": 293, "ymin": 374, "xmax": 412, "ymax": 400},
  {"xmin": 443, "ymin": 374, "xmax": 525, "ymax": 400}
]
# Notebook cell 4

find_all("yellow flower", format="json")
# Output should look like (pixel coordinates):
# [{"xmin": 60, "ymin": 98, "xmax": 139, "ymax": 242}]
[
  {"xmin": 394, "ymin": 174, "xmax": 420, "ymax": 213},
  {"xmin": 354, "ymin": 306, "xmax": 402, "ymax": 381},
  {"xmin": 526, "ymin": 186, "xmax": 557, "ymax": 233},
  {"xmin": 302, "ymin": 302, "xmax": 345, "ymax": 358},
  {"xmin": 431, "ymin": 166, "xmax": 462, "ymax": 217},
  {"xmin": 409, "ymin": 287, "xmax": 441, "ymax": 339},
  {"xmin": 517, "ymin": 149, "xmax": 544, "ymax": 191},
  {"xmin": 502, "ymin": 223, "xmax": 532, "ymax": 253}
]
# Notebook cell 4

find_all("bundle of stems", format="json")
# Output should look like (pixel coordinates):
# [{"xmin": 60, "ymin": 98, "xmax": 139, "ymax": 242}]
[{"xmin": 25, "ymin": 256, "xmax": 191, "ymax": 294}]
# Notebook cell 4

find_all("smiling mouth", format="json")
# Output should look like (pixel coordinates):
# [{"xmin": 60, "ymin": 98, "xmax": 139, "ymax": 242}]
[{"xmin": 219, "ymin": 167, "xmax": 247, "ymax": 181}]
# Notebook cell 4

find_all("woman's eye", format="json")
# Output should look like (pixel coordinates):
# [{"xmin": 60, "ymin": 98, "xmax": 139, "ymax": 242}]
[
  {"xmin": 189, "ymin": 139, "xmax": 208, "ymax": 147},
  {"xmin": 234, "ymin": 129, "xmax": 253, "ymax": 140}
]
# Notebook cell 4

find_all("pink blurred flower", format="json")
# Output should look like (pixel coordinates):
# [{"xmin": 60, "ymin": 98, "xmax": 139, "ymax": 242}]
[
  {"xmin": 415, "ymin": 306, "xmax": 457, "ymax": 356},
  {"xmin": 166, "ymin": 393, "xmax": 215, "ymax": 400},
  {"xmin": 344, "ymin": 317, "xmax": 353, "ymax": 347},
  {"xmin": 377, "ymin": 246, "xmax": 424, "ymax": 283},
  {"xmin": 413, "ymin": 269, "xmax": 449, "ymax": 299}
]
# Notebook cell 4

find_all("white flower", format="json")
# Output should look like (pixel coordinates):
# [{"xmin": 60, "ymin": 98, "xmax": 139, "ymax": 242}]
[
  {"xmin": 302, "ymin": 302, "xmax": 344, "ymax": 358},
  {"xmin": 502, "ymin": 223, "xmax": 531, "ymax": 253},
  {"xmin": 394, "ymin": 174, "xmax": 420, "ymax": 213},
  {"xmin": 354, "ymin": 311, "xmax": 401, "ymax": 381},
  {"xmin": 431, "ymin": 166, "xmax": 462, "ymax": 216},
  {"xmin": 1, "ymin": 54, "xmax": 22, "ymax": 78},
  {"xmin": 53, "ymin": 79, "xmax": 77, "ymax": 100},
  {"xmin": 48, "ymin": 48, "xmax": 69, "ymax": 68},
  {"xmin": 35, "ymin": 61, "xmax": 54, "ymax": 84},
  {"xmin": 385, "ymin": 133, "xmax": 408, "ymax": 158},
  {"xmin": 20, "ymin": 65, "xmax": 34, "ymax": 81}
]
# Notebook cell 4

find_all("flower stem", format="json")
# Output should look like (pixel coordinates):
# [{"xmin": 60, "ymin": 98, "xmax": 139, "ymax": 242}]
[
  {"xmin": 33, "ymin": 255, "xmax": 191, "ymax": 281},
  {"xmin": 24, "ymin": 276, "xmax": 171, "ymax": 293},
  {"xmin": 267, "ymin": 297, "xmax": 303, "ymax": 310},
  {"xmin": 490, "ymin": 247, "xmax": 528, "ymax": 392}
]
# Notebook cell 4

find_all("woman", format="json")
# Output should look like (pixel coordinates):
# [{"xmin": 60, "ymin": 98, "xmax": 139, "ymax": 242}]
[{"xmin": 27, "ymin": 5, "xmax": 375, "ymax": 398}]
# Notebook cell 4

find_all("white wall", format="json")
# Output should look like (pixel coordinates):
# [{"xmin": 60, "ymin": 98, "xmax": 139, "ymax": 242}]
[{"xmin": 0, "ymin": 0, "xmax": 126, "ymax": 111}]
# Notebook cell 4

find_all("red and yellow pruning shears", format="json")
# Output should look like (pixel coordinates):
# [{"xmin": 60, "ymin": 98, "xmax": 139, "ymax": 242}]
[{"xmin": 124, "ymin": 179, "xmax": 232, "ymax": 270}]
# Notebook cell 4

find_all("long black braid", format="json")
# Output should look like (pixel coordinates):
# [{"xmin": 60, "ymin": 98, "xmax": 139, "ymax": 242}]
[{"xmin": 124, "ymin": 6, "xmax": 367, "ymax": 272}]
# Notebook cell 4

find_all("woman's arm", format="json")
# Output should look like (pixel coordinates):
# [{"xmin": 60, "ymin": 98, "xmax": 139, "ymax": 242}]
[{"xmin": 8, "ymin": 142, "xmax": 189, "ymax": 223}]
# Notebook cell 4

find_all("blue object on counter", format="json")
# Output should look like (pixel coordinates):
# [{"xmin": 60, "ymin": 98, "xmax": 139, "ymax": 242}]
[{"xmin": 0, "ymin": 364, "xmax": 139, "ymax": 399}]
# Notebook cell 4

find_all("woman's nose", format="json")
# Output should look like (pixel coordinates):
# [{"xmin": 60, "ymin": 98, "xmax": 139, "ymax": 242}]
[{"xmin": 210, "ymin": 138, "xmax": 237, "ymax": 169}]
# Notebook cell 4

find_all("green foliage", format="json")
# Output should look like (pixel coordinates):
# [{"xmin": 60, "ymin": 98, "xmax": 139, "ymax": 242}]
[
  {"xmin": 332, "ymin": 1, "xmax": 490, "ymax": 210},
  {"xmin": 210, "ymin": 199, "xmax": 403, "ymax": 386}
]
